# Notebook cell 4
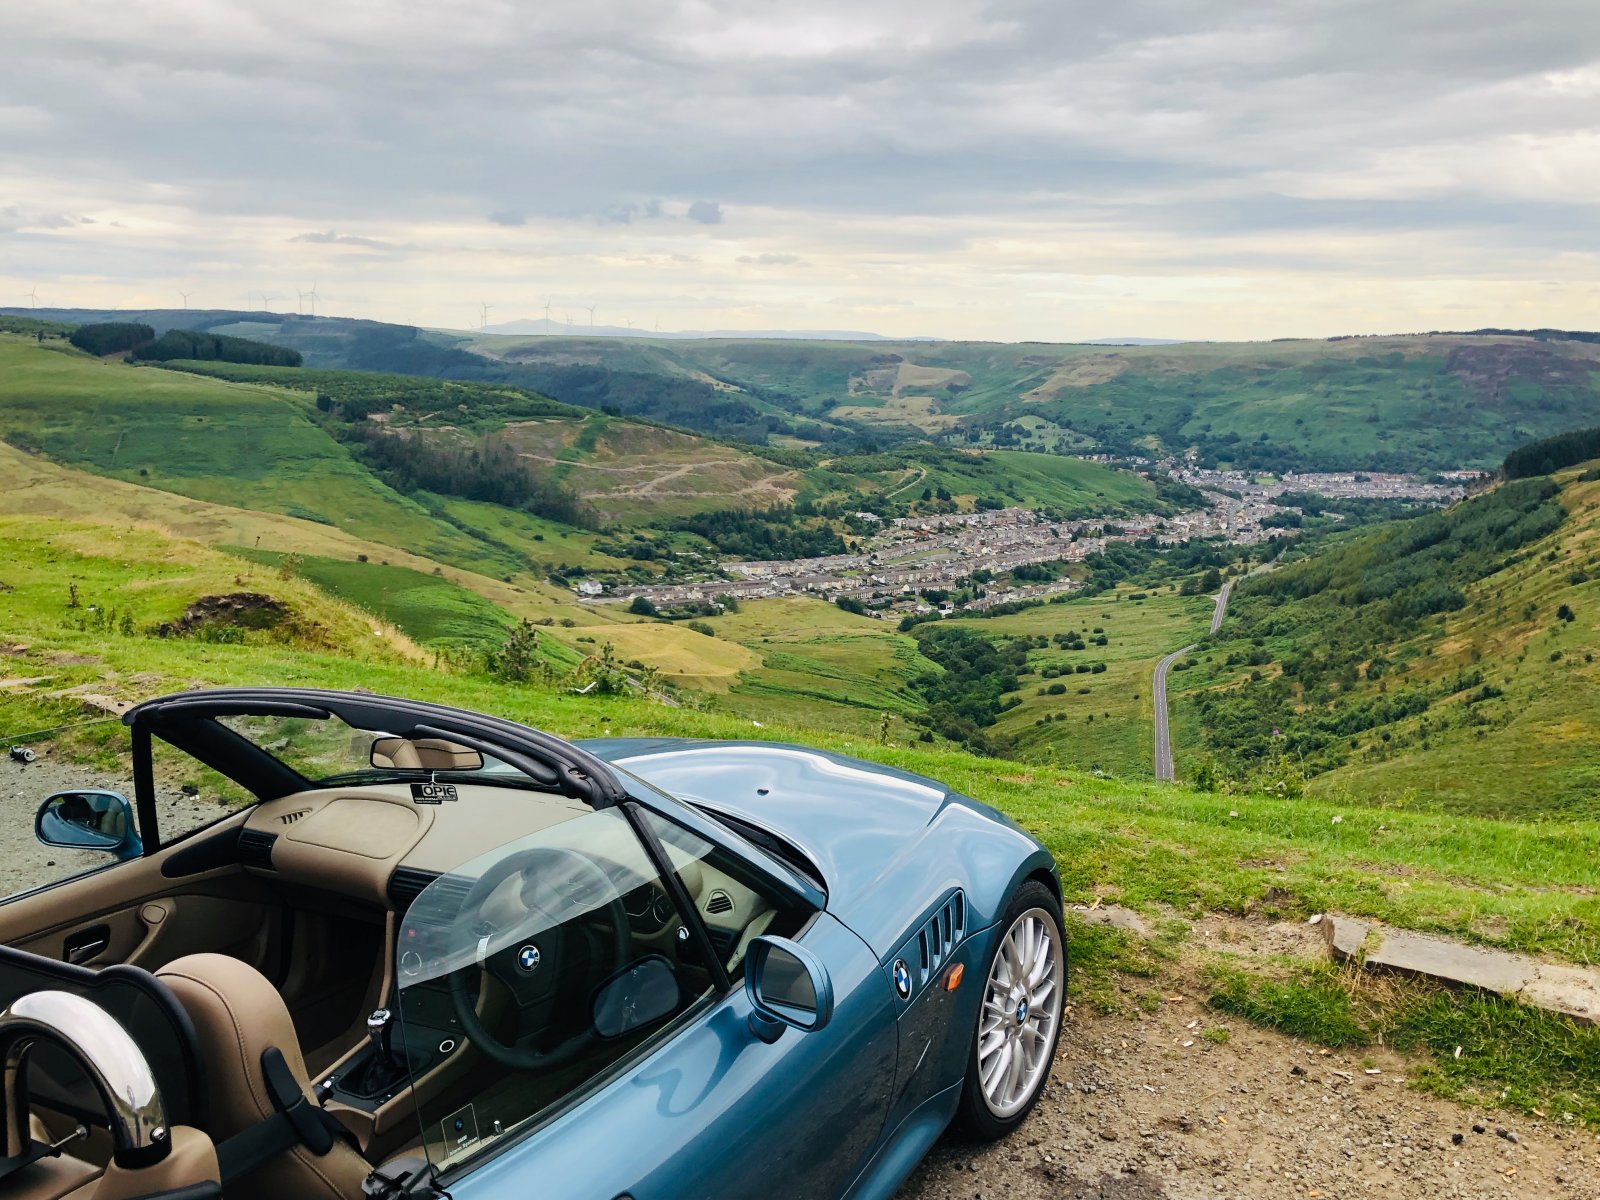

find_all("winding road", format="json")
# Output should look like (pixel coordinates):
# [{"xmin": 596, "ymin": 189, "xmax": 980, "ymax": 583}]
[{"xmin": 1152, "ymin": 580, "xmax": 1236, "ymax": 781}]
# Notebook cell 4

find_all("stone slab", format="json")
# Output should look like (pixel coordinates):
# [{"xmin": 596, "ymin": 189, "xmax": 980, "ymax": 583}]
[{"xmin": 1324, "ymin": 915, "xmax": 1600, "ymax": 1025}]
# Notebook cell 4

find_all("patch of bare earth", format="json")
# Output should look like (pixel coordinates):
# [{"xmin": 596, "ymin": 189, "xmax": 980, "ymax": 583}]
[{"xmin": 899, "ymin": 1002, "xmax": 1600, "ymax": 1199}]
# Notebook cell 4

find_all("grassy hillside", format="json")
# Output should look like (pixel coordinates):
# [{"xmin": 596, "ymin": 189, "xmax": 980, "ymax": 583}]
[
  {"xmin": 1171, "ymin": 464, "xmax": 1600, "ymax": 817},
  {"xmin": 0, "ymin": 517, "xmax": 424, "ymax": 664},
  {"xmin": 471, "ymin": 331, "xmax": 1600, "ymax": 473},
  {"xmin": 19, "ymin": 310, "xmax": 1600, "ymax": 471},
  {"xmin": 2, "ymin": 515, "xmax": 1596, "ymax": 971},
  {"xmin": 4, "ymin": 512, "xmax": 1599, "ymax": 1126},
  {"xmin": 0, "ymin": 339, "xmax": 520, "ymax": 577}
]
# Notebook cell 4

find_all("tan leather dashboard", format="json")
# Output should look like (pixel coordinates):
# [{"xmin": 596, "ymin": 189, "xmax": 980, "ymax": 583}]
[{"xmin": 242, "ymin": 784, "xmax": 591, "ymax": 907}]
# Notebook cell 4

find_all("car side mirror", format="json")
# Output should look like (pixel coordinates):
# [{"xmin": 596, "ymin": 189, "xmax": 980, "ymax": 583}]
[
  {"xmin": 35, "ymin": 791, "xmax": 143, "ymax": 862},
  {"xmin": 744, "ymin": 935, "xmax": 832, "ymax": 1044}
]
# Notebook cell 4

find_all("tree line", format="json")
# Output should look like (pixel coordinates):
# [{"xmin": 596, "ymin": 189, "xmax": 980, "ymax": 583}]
[
  {"xmin": 67, "ymin": 322, "xmax": 300, "ymax": 366},
  {"xmin": 1503, "ymin": 425, "xmax": 1600, "ymax": 480},
  {"xmin": 347, "ymin": 426, "xmax": 594, "ymax": 528}
]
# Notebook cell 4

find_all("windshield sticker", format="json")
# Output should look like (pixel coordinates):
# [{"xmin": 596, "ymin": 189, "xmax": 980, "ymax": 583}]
[{"xmin": 411, "ymin": 781, "xmax": 460, "ymax": 804}]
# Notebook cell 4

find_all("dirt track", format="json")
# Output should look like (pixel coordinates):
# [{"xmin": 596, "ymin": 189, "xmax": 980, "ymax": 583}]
[{"xmin": 899, "ymin": 1002, "xmax": 1600, "ymax": 1199}]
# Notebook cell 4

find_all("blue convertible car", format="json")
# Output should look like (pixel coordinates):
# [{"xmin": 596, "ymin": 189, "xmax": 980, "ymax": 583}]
[{"xmin": 0, "ymin": 688, "xmax": 1066, "ymax": 1200}]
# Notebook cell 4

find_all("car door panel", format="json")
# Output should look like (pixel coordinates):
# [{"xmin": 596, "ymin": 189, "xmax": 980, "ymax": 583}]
[
  {"xmin": 451, "ymin": 913, "xmax": 897, "ymax": 1200},
  {"xmin": 0, "ymin": 807, "xmax": 281, "ymax": 976}
]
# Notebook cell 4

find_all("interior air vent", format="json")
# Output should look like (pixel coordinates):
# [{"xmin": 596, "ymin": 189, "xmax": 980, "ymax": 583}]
[
  {"xmin": 386, "ymin": 866, "xmax": 441, "ymax": 914},
  {"xmin": 237, "ymin": 829, "xmax": 278, "ymax": 871},
  {"xmin": 705, "ymin": 890, "xmax": 734, "ymax": 916},
  {"xmin": 278, "ymin": 809, "xmax": 311, "ymax": 825}
]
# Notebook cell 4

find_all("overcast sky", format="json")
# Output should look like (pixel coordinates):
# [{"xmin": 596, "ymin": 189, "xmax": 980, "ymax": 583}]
[{"xmin": 2, "ymin": 0, "xmax": 1597, "ymax": 341}]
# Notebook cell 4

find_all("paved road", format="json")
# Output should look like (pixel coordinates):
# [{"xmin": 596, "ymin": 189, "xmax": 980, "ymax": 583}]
[
  {"xmin": 1151, "ymin": 642, "xmax": 1195, "ymax": 781},
  {"xmin": 1210, "ymin": 579, "xmax": 1234, "ymax": 634},
  {"xmin": 1152, "ymin": 580, "xmax": 1237, "ymax": 781}
]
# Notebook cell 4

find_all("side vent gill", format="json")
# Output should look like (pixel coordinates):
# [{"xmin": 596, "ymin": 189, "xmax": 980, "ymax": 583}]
[
  {"xmin": 237, "ymin": 829, "xmax": 278, "ymax": 871},
  {"xmin": 915, "ymin": 891, "xmax": 966, "ymax": 986},
  {"xmin": 278, "ymin": 808, "xmax": 311, "ymax": 825},
  {"xmin": 705, "ymin": 890, "xmax": 734, "ymax": 916}
]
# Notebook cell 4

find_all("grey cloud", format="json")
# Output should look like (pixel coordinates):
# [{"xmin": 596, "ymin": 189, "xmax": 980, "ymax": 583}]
[
  {"xmin": 686, "ymin": 200, "xmax": 723, "ymax": 225},
  {"xmin": 737, "ymin": 253, "xmax": 803, "ymax": 265},
  {"xmin": 2, "ymin": 0, "xmax": 1597, "ymax": 327},
  {"xmin": 289, "ymin": 230, "xmax": 396, "ymax": 250}
]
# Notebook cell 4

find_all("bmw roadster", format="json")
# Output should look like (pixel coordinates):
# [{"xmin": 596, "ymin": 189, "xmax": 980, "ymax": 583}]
[{"xmin": 0, "ymin": 687, "xmax": 1066, "ymax": 1200}]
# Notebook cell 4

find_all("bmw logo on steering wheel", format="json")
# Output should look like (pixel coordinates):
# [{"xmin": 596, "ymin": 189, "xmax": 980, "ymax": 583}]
[{"xmin": 516, "ymin": 944, "xmax": 541, "ymax": 973}]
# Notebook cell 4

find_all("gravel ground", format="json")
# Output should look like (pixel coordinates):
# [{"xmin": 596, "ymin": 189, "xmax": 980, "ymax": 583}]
[
  {"xmin": 1, "ymin": 754, "xmax": 221, "ymax": 897},
  {"xmin": 899, "ymin": 999, "xmax": 1600, "ymax": 1200}
]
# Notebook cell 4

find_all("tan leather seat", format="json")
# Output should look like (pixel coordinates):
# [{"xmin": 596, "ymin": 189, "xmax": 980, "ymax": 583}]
[{"xmin": 154, "ymin": 954, "xmax": 371, "ymax": 1200}]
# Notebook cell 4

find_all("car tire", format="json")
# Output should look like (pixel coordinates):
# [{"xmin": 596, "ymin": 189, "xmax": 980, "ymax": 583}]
[{"xmin": 952, "ymin": 879, "xmax": 1066, "ymax": 1141}]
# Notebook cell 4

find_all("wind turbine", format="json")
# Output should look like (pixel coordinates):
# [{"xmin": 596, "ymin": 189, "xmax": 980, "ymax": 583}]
[
  {"xmin": 478, "ymin": 301, "xmax": 493, "ymax": 330},
  {"xmin": 24, "ymin": 284, "xmax": 38, "ymax": 310},
  {"xmin": 178, "ymin": 289, "xmax": 192, "ymax": 309},
  {"xmin": 259, "ymin": 292, "xmax": 281, "ymax": 312},
  {"xmin": 542, "ymin": 297, "xmax": 554, "ymax": 333},
  {"xmin": 586, "ymin": 304, "xmax": 597, "ymax": 330},
  {"xmin": 564, "ymin": 311, "xmax": 572, "ymax": 334},
  {"xmin": 299, "ymin": 282, "xmax": 319, "ymax": 316}
]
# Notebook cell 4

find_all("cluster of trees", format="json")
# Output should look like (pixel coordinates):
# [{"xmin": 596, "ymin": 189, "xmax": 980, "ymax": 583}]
[
  {"xmin": 133, "ymin": 329, "xmax": 301, "ymax": 366},
  {"xmin": 908, "ymin": 626, "xmax": 1030, "ymax": 753},
  {"xmin": 160, "ymin": 362, "xmax": 582, "ymax": 424},
  {"xmin": 348, "ymin": 426, "xmax": 593, "ymax": 527},
  {"xmin": 658, "ymin": 506, "xmax": 847, "ymax": 560},
  {"xmin": 1503, "ymin": 425, "xmax": 1600, "ymax": 480},
  {"xmin": 69, "ymin": 323, "xmax": 154, "ymax": 356}
]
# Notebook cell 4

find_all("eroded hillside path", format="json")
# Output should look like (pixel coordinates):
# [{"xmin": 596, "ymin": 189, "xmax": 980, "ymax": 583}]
[{"xmin": 900, "ymin": 1002, "xmax": 1600, "ymax": 1199}]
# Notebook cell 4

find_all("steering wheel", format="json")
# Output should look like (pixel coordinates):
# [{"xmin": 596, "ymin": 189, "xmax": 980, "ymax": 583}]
[{"xmin": 447, "ymin": 845, "xmax": 632, "ymax": 1071}]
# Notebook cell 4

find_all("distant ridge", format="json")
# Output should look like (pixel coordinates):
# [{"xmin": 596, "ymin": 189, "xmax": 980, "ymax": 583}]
[
  {"xmin": 476, "ymin": 317, "xmax": 938, "ymax": 342},
  {"xmin": 1080, "ymin": 337, "xmax": 1189, "ymax": 346}
]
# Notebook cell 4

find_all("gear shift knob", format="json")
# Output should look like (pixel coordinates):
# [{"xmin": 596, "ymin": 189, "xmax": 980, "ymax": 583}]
[{"xmin": 366, "ymin": 1007, "xmax": 393, "ymax": 1065}]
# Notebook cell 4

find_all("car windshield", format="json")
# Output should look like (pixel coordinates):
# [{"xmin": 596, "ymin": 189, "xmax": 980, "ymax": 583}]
[
  {"xmin": 397, "ymin": 807, "xmax": 711, "ymax": 1173},
  {"xmin": 214, "ymin": 713, "xmax": 528, "ymax": 786}
]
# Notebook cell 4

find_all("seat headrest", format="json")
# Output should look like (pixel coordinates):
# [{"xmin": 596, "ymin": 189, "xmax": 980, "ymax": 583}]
[{"xmin": 155, "ymin": 954, "xmax": 308, "ymax": 1131}]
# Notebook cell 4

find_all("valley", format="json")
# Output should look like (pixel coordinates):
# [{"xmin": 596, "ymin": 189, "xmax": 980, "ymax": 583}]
[{"xmin": 3, "ymin": 313, "xmax": 1600, "ymax": 1150}]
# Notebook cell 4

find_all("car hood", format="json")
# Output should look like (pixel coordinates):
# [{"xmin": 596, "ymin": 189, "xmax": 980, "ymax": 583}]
[{"xmin": 578, "ymin": 738, "xmax": 976, "ymax": 910}]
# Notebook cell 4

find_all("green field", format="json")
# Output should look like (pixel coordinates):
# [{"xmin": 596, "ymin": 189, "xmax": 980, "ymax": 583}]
[
  {"xmin": 227, "ymin": 548, "xmax": 526, "ymax": 650},
  {"xmin": 690, "ymin": 598, "xmax": 936, "ymax": 738},
  {"xmin": 944, "ymin": 588, "xmax": 1215, "ymax": 777}
]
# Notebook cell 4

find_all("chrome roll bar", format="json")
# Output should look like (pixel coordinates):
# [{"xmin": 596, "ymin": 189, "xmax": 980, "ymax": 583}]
[{"xmin": 0, "ymin": 989, "xmax": 169, "ymax": 1168}]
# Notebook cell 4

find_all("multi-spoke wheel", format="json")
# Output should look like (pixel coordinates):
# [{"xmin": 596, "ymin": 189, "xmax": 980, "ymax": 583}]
[{"xmin": 954, "ymin": 880, "xmax": 1066, "ymax": 1139}]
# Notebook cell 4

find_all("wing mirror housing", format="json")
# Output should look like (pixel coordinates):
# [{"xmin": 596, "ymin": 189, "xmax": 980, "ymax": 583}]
[
  {"xmin": 35, "ymin": 790, "xmax": 143, "ymax": 861},
  {"xmin": 744, "ymin": 935, "xmax": 832, "ymax": 1044}
]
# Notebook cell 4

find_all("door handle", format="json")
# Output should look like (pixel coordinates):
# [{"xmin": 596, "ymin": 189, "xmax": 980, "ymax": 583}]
[{"xmin": 64, "ymin": 925, "xmax": 111, "ymax": 965}]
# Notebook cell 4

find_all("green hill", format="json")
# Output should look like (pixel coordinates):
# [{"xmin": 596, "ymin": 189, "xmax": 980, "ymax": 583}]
[
  {"xmin": 18, "ymin": 309, "xmax": 1600, "ymax": 470},
  {"xmin": 1171, "ymin": 463, "xmax": 1600, "ymax": 817},
  {"xmin": 466, "ymin": 330, "xmax": 1600, "ymax": 473}
]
